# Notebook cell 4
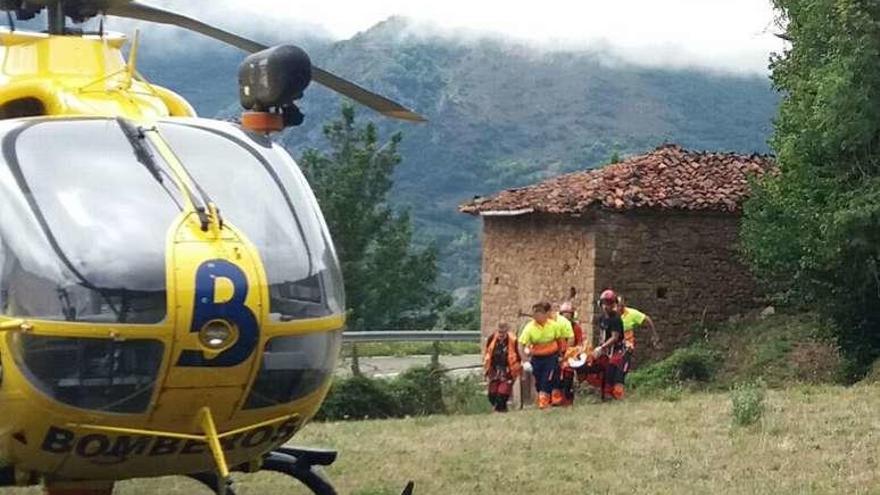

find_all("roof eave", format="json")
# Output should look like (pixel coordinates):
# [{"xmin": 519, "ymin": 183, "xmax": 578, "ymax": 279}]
[{"xmin": 478, "ymin": 208, "xmax": 535, "ymax": 217}]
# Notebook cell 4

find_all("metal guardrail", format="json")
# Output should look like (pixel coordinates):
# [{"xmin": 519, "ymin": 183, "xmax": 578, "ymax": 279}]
[{"xmin": 342, "ymin": 331, "xmax": 481, "ymax": 343}]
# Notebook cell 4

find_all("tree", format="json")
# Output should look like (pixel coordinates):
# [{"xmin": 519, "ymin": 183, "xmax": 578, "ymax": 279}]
[
  {"xmin": 607, "ymin": 150, "xmax": 622, "ymax": 164},
  {"xmin": 741, "ymin": 0, "xmax": 880, "ymax": 378},
  {"xmin": 299, "ymin": 105, "xmax": 449, "ymax": 331}
]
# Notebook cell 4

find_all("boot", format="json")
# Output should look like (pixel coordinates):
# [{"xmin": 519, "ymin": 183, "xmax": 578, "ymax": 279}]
[
  {"xmin": 538, "ymin": 392, "xmax": 551, "ymax": 409},
  {"xmin": 551, "ymin": 389, "xmax": 564, "ymax": 406}
]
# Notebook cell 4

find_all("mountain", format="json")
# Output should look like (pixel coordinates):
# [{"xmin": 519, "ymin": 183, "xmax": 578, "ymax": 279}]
[{"xmin": 136, "ymin": 17, "xmax": 780, "ymax": 298}]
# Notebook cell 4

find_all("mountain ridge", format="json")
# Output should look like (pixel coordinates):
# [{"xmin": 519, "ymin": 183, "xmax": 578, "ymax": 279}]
[{"xmin": 136, "ymin": 16, "xmax": 779, "ymax": 296}]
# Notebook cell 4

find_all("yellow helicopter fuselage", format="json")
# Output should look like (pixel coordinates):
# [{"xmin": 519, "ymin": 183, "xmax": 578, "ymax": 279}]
[
  {"xmin": 0, "ymin": 29, "xmax": 193, "ymax": 119},
  {"xmin": 0, "ymin": 30, "xmax": 344, "ymax": 484}
]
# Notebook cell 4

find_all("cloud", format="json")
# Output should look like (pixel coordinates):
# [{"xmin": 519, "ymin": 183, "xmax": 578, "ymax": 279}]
[{"xmin": 100, "ymin": 0, "xmax": 783, "ymax": 74}]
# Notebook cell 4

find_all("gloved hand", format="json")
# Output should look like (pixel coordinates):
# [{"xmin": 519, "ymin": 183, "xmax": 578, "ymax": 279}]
[
  {"xmin": 522, "ymin": 361, "xmax": 533, "ymax": 373},
  {"xmin": 523, "ymin": 347, "xmax": 532, "ymax": 357},
  {"xmin": 592, "ymin": 346, "xmax": 604, "ymax": 359}
]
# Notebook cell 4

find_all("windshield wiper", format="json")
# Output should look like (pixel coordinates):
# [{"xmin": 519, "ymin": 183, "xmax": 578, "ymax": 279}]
[
  {"xmin": 119, "ymin": 119, "xmax": 219, "ymax": 231},
  {"xmin": 117, "ymin": 118, "xmax": 166, "ymax": 184},
  {"xmin": 116, "ymin": 118, "xmax": 192, "ymax": 214},
  {"xmin": 56, "ymin": 287, "xmax": 77, "ymax": 321}
]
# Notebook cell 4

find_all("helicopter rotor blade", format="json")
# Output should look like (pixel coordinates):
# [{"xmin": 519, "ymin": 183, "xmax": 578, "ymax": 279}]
[
  {"xmin": 103, "ymin": 1, "xmax": 426, "ymax": 122},
  {"xmin": 310, "ymin": 67, "xmax": 425, "ymax": 122}
]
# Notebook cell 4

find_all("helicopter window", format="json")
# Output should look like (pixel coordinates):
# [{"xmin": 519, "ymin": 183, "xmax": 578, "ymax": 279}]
[
  {"xmin": 0, "ymin": 119, "xmax": 182, "ymax": 323},
  {"xmin": 3, "ymin": 42, "xmax": 38, "ymax": 76},
  {"xmin": 11, "ymin": 334, "xmax": 164, "ymax": 414},
  {"xmin": 243, "ymin": 330, "xmax": 341, "ymax": 410},
  {"xmin": 260, "ymin": 145, "xmax": 346, "ymax": 319},
  {"xmin": 0, "ymin": 98, "xmax": 45, "ymax": 119},
  {"xmin": 158, "ymin": 123, "xmax": 344, "ymax": 321}
]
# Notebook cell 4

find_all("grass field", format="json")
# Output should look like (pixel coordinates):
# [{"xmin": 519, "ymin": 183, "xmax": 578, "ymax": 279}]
[
  {"xmin": 5, "ymin": 313, "xmax": 864, "ymax": 494},
  {"xmin": 286, "ymin": 384, "xmax": 880, "ymax": 494},
  {"xmin": 7, "ymin": 382, "xmax": 879, "ymax": 495}
]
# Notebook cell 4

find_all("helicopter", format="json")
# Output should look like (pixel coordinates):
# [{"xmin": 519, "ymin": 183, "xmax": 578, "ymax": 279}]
[{"xmin": 0, "ymin": 1, "xmax": 424, "ymax": 494}]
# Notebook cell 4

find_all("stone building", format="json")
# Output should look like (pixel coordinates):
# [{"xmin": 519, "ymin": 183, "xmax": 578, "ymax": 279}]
[{"xmin": 460, "ymin": 144, "xmax": 774, "ymax": 362}]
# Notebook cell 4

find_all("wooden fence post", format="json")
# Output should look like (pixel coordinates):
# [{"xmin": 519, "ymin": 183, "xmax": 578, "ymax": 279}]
[
  {"xmin": 430, "ymin": 341, "xmax": 441, "ymax": 368},
  {"xmin": 350, "ymin": 343, "xmax": 362, "ymax": 377}
]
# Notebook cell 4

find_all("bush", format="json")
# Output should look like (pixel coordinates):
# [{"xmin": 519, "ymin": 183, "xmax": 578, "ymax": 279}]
[
  {"xmin": 317, "ymin": 365, "xmax": 449, "ymax": 421},
  {"xmin": 628, "ymin": 347, "xmax": 721, "ymax": 394},
  {"xmin": 730, "ymin": 380, "xmax": 766, "ymax": 427},
  {"xmin": 316, "ymin": 375, "xmax": 400, "ymax": 421},
  {"xmin": 388, "ymin": 365, "xmax": 446, "ymax": 416},
  {"xmin": 858, "ymin": 358, "xmax": 880, "ymax": 385}
]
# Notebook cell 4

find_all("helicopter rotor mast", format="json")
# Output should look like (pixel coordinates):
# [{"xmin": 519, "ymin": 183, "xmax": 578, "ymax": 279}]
[{"xmin": 46, "ymin": 0, "xmax": 64, "ymax": 34}]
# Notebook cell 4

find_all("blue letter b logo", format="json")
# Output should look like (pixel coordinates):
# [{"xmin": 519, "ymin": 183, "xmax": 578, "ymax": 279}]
[{"xmin": 177, "ymin": 260, "xmax": 259, "ymax": 367}]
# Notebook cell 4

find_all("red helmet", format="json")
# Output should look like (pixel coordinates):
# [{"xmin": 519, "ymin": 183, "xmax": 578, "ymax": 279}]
[{"xmin": 599, "ymin": 289, "xmax": 618, "ymax": 304}]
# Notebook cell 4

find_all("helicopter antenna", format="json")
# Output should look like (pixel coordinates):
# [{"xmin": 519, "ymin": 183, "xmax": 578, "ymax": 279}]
[
  {"xmin": 5, "ymin": 9, "xmax": 13, "ymax": 32},
  {"xmin": 98, "ymin": 13, "xmax": 104, "ymax": 38},
  {"xmin": 126, "ymin": 28, "xmax": 140, "ymax": 83}
]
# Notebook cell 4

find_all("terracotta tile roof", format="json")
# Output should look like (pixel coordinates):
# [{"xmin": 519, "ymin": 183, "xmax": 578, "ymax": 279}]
[{"xmin": 460, "ymin": 144, "xmax": 775, "ymax": 215}]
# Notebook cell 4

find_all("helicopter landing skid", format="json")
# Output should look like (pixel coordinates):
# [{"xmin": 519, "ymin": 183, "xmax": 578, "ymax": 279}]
[
  {"xmin": 190, "ymin": 446, "xmax": 339, "ymax": 495},
  {"xmin": 258, "ymin": 447, "xmax": 414, "ymax": 495},
  {"xmin": 262, "ymin": 447, "xmax": 338, "ymax": 495}
]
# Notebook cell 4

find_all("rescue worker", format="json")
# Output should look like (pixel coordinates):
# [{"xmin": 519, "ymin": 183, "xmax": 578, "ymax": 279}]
[
  {"xmin": 520, "ymin": 302, "xmax": 564, "ymax": 409},
  {"xmin": 483, "ymin": 322, "xmax": 522, "ymax": 412},
  {"xmin": 618, "ymin": 295, "xmax": 662, "ymax": 353},
  {"xmin": 557, "ymin": 301, "xmax": 583, "ymax": 406},
  {"xmin": 560, "ymin": 302, "xmax": 584, "ymax": 346},
  {"xmin": 549, "ymin": 301, "xmax": 575, "ymax": 406},
  {"xmin": 584, "ymin": 289, "xmax": 627, "ymax": 400}
]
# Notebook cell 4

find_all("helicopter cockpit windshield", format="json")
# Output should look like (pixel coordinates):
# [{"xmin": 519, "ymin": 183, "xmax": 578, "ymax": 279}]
[
  {"xmin": 0, "ymin": 118, "xmax": 183, "ymax": 324},
  {"xmin": 158, "ymin": 121, "xmax": 345, "ymax": 321},
  {"xmin": 0, "ymin": 118, "xmax": 345, "ymax": 325},
  {"xmin": 0, "ymin": 117, "xmax": 344, "ymax": 414}
]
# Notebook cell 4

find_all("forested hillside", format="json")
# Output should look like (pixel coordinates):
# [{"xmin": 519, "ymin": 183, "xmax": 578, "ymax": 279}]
[{"xmin": 137, "ymin": 17, "xmax": 779, "ymax": 296}]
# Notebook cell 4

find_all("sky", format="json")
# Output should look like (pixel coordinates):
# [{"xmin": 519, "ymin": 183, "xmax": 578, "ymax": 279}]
[{"xmin": 108, "ymin": 0, "xmax": 785, "ymax": 75}]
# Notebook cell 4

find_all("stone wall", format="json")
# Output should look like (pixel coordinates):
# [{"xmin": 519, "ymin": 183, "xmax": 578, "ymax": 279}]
[
  {"xmin": 593, "ymin": 210, "xmax": 761, "ymax": 362},
  {"xmin": 477, "ymin": 210, "xmax": 762, "ymax": 366},
  {"xmin": 479, "ymin": 214, "xmax": 597, "ymax": 345}
]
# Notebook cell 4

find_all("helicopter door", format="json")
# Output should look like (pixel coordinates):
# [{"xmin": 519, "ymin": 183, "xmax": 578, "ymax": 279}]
[
  {"xmin": 149, "ymin": 218, "xmax": 266, "ymax": 423},
  {"xmin": 149, "ymin": 121, "xmax": 345, "ymax": 422}
]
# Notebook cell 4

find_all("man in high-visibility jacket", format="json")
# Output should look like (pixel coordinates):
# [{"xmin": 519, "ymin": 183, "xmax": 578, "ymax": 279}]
[
  {"xmin": 483, "ymin": 322, "xmax": 522, "ymax": 413},
  {"xmin": 618, "ymin": 295, "xmax": 662, "ymax": 353},
  {"xmin": 549, "ymin": 301, "xmax": 575, "ymax": 406},
  {"xmin": 520, "ymin": 302, "xmax": 566, "ymax": 409},
  {"xmin": 581, "ymin": 289, "xmax": 627, "ymax": 400},
  {"xmin": 557, "ymin": 301, "xmax": 584, "ymax": 406}
]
